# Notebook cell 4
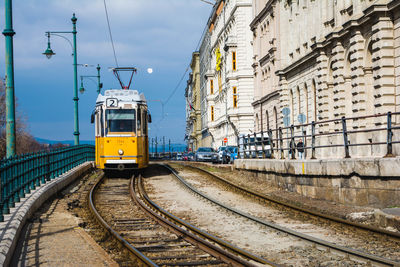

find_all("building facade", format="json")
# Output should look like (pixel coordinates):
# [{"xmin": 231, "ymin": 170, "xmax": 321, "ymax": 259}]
[
  {"xmin": 185, "ymin": 52, "xmax": 202, "ymax": 152},
  {"xmin": 199, "ymin": 0, "xmax": 254, "ymax": 149},
  {"xmin": 252, "ymin": 0, "xmax": 400, "ymax": 158},
  {"xmin": 251, "ymin": 0, "xmax": 281, "ymax": 135}
]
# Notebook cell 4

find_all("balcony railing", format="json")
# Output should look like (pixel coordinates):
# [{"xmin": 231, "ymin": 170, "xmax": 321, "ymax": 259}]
[
  {"xmin": 0, "ymin": 145, "xmax": 95, "ymax": 221},
  {"xmin": 238, "ymin": 112, "xmax": 400, "ymax": 160}
]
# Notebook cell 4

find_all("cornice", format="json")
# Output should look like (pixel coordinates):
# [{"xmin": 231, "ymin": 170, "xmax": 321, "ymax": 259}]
[
  {"xmin": 277, "ymin": 50, "xmax": 318, "ymax": 77},
  {"xmin": 252, "ymin": 90, "xmax": 280, "ymax": 106},
  {"xmin": 250, "ymin": 0, "xmax": 276, "ymax": 30}
]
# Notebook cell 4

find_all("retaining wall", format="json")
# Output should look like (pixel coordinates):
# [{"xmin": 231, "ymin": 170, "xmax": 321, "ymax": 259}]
[{"xmin": 234, "ymin": 158, "xmax": 400, "ymax": 208}]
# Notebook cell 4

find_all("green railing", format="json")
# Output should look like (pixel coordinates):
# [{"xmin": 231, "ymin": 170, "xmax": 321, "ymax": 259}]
[{"xmin": 0, "ymin": 145, "xmax": 95, "ymax": 222}]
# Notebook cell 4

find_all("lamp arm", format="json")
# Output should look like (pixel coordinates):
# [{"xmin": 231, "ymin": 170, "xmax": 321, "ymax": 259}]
[
  {"xmin": 83, "ymin": 77, "xmax": 98, "ymax": 86},
  {"xmin": 48, "ymin": 33, "xmax": 74, "ymax": 53}
]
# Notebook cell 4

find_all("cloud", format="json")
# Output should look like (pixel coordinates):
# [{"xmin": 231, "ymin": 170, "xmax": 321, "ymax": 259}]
[{"xmin": 0, "ymin": 0, "xmax": 212, "ymax": 142}]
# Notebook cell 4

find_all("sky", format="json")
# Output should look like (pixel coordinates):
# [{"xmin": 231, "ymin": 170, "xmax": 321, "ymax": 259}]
[{"xmin": 0, "ymin": 0, "xmax": 213, "ymax": 143}]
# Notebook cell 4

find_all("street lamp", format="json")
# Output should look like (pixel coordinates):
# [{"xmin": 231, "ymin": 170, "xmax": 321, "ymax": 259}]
[
  {"xmin": 79, "ymin": 64, "xmax": 102, "ymax": 94},
  {"xmin": 43, "ymin": 13, "xmax": 80, "ymax": 145},
  {"xmin": 3, "ymin": 0, "xmax": 17, "ymax": 158}
]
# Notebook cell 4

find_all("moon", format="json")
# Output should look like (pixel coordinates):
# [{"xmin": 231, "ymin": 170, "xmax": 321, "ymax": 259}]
[{"xmin": 147, "ymin": 68, "xmax": 153, "ymax": 74}]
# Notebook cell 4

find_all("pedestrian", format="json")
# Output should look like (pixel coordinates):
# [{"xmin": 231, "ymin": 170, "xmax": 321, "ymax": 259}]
[{"xmin": 297, "ymin": 139, "xmax": 304, "ymax": 159}]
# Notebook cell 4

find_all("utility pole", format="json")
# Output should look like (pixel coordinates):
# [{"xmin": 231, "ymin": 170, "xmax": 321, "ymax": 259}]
[
  {"xmin": 163, "ymin": 136, "xmax": 165, "ymax": 154},
  {"xmin": 169, "ymin": 139, "xmax": 171, "ymax": 158},
  {"xmin": 155, "ymin": 137, "xmax": 158, "ymax": 157},
  {"xmin": 3, "ymin": 0, "xmax": 16, "ymax": 157}
]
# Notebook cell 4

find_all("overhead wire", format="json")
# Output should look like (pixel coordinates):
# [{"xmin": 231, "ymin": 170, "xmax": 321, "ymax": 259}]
[
  {"xmin": 103, "ymin": 0, "xmax": 119, "ymax": 67},
  {"xmin": 151, "ymin": 22, "xmax": 209, "ymax": 132},
  {"xmin": 163, "ymin": 21, "xmax": 209, "ymax": 107}
]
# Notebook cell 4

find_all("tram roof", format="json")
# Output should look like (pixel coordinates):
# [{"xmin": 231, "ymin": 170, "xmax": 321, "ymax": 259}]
[{"xmin": 96, "ymin": 89, "xmax": 146, "ymax": 105}]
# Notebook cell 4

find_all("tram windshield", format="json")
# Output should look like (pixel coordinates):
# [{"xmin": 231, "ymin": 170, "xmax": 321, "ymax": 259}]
[{"xmin": 106, "ymin": 109, "xmax": 136, "ymax": 133}]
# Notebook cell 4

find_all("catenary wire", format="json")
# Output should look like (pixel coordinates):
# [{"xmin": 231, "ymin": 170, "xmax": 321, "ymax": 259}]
[{"xmin": 103, "ymin": 0, "xmax": 119, "ymax": 67}]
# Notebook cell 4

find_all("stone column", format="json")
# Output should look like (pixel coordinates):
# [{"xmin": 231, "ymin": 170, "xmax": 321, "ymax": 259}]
[
  {"xmin": 349, "ymin": 29, "xmax": 365, "ymax": 130},
  {"xmin": 331, "ymin": 41, "xmax": 346, "ymax": 125},
  {"xmin": 371, "ymin": 15, "xmax": 396, "ymax": 156},
  {"xmin": 371, "ymin": 16, "xmax": 396, "ymax": 122}
]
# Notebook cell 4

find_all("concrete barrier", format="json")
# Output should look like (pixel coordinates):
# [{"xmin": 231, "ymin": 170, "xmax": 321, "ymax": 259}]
[
  {"xmin": 0, "ymin": 162, "xmax": 94, "ymax": 267},
  {"xmin": 234, "ymin": 158, "xmax": 400, "ymax": 208}
]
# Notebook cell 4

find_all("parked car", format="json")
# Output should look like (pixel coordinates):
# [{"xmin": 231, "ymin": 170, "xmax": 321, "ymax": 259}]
[
  {"xmin": 217, "ymin": 146, "xmax": 237, "ymax": 164},
  {"xmin": 195, "ymin": 147, "xmax": 217, "ymax": 162},
  {"xmin": 239, "ymin": 134, "xmax": 272, "ymax": 159},
  {"xmin": 227, "ymin": 146, "xmax": 238, "ymax": 163},
  {"xmin": 176, "ymin": 153, "xmax": 182, "ymax": 161},
  {"xmin": 187, "ymin": 152, "xmax": 195, "ymax": 161},
  {"xmin": 217, "ymin": 146, "xmax": 227, "ymax": 164}
]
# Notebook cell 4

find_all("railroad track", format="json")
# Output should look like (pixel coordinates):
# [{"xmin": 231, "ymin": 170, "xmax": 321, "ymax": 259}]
[
  {"xmin": 88, "ymin": 171, "xmax": 277, "ymax": 266},
  {"xmin": 167, "ymin": 163, "xmax": 400, "ymax": 266}
]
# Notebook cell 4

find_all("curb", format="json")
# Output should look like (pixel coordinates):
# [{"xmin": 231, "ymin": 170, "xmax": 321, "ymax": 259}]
[{"xmin": 0, "ymin": 162, "xmax": 94, "ymax": 267}]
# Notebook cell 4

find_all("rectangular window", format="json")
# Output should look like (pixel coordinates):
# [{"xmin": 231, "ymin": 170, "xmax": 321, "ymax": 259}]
[
  {"xmin": 218, "ymin": 72, "xmax": 222, "ymax": 93},
  {"xmin": 210, "ymin": 80, "xmax": 214, "ymax": 95},
  {"xmin": 233, "ymin": 87, "xmax": 238, "ymax": 108},
  {"xmin": 232, "ymin": 51, "xmax": 237, "ymax": 71},
  {"xmin": 106, "ymin": 109, "xmax": 136, "ymax": 134},
  {"xmin": 211, "ymin": 106, "xmax": 214, "ymax": 121}
]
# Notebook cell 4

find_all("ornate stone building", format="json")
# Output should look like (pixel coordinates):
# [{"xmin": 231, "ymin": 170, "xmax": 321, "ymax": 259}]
[
  {"xmin": 251, "ymin": 0, "xmax": 281, "ymax": 135},
  {"xmin": 199, "ymin": 0, "xmax": 254, "ymax": 149},
  {"xmin": 185, "ymin": 52, "xmax": 201, "ymax": 152},
  {"xmin": 252, "ymin": 0, "xmax": 400, "ymax": 158}
]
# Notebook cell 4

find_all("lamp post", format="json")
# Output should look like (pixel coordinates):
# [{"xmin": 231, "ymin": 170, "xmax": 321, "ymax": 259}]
[
  {"xmin": 79, "ymin": 64, "xmax": 102, "ymax": 94},
  {"xmin": 43, "ymin": 14, "xmax": 80, "ymax": 145},
  {"xmin": 3, "ymin": 0, "xmax": 16, "ymax": 158}
]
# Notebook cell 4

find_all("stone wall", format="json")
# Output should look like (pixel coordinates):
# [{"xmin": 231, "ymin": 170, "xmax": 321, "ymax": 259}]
[{"xmin": 235, "ymin": 158, "xmax": 400, "ymax": 208}]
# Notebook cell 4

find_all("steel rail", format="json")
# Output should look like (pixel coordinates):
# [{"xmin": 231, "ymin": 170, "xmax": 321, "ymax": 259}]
[
  {"xmin": 185, "ymin": 164, "xmax": 400, "ymax": 239},
  {"xmin": 172, "ymin": 163, "xmax": 400, "ymax": 266},
  {"xmin": 87, "ymin": 173, "xmax": 157, "ymax": 267},
  {"xmin": 132, "ymin": 174, "xmax": 277, "ymax": 267}
]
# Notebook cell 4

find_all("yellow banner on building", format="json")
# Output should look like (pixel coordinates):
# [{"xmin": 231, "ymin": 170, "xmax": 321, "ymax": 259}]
[{"xmin": 215, "ymin": 47, "xmax": 221, "ymax": 72}]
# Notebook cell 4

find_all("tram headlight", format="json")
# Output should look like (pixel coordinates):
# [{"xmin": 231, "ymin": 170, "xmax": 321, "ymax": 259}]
[{"xmin": 118, "ymin": 149, "xmax": 124, "ymax": 155}]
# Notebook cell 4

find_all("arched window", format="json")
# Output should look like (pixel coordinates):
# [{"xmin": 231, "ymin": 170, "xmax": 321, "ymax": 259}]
[
  {"xmin": 266, "ymin": 110, "xmax": 270, "ymax": 131},
  {"xmin": 312, "ymin": 79, "xmax": 317, "ymax": 122},
  {"xmin": 273, "ymin": 106, "xmax": 278, "ymax": 130},
  {"xmin": 303, "ymin": 83, "xmax": 309, "ymax": 123},
  {"xmin": 289, "ymin": 89, "xmax": 294, "ymax": 125},
  {"xmin": 297, "ymin": 86, "xmax": 301, "ymax": 119},
  {"xmin": 255, "ymin": 114, "xmax": 259, "ymax": 132}
]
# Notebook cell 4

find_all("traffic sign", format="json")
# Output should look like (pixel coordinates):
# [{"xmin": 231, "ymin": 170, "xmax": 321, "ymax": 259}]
[
  {"xmin": 298, "ymin": 113, "xmax": 306, "ymax": 124},
  {"xmin": 223, "ymin": 137, "xmax": 228, "ymax": 143},
  {"xmin": 282, "ymin": 107, "xmax": 290, "ymax": 116}
]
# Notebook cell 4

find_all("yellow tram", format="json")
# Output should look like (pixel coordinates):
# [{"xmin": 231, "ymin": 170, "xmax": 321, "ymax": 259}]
[
  {"xmin": 91, "ymin": 67, "xmax": 151, "ymax": 174},
  {"xmin": 92, "ymin": 86, "xmax": 151, "ymax": 172}
]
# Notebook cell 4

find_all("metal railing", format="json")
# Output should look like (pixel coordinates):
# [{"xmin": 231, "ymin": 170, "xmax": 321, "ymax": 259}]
[
  {"xmin": 0, "ymin": 145, "xmax": 95, "ymax": 221},
  {"xmin": 238, "ymin": 112, "xmax": 400, "ymax": 160}
]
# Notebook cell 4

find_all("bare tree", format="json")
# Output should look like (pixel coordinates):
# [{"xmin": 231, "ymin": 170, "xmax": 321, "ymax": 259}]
[{"xmin": 0, "ymin": 78, "xmax": 44, "ymax": 159}]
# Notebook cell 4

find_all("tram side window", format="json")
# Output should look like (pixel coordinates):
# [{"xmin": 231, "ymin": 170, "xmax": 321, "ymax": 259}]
[
  {"xmin": 137, "ymin": 106, "xmax": 142, "ymax": 136},
  {"xmin": 106, "ymin": 109, "xmax": 136, "ymax": 134},
  {"xmin": 141, "ymin": 110, "xmax": 147, "ymax": 136},
  {"xmin": 100, "ymin": 109, "xmax": 104, "ymax": 137},
  {"xmin": 95, "ymin": 110, "xmax": 100, "ymax": 137}
]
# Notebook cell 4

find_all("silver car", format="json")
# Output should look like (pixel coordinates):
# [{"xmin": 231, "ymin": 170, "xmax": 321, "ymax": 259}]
[{"xmin": 195, "ymin": 147, "xmax": 217, "ymax": 162}]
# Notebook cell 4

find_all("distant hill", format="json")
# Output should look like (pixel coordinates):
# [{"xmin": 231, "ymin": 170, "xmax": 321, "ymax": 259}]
[
  {"xmin": 35, "ymin": 138, "xmax": 95, "ymax": 146},
  {"xmin": 35, "ymin": 137, "xmax": 186, "ymax": 151}
]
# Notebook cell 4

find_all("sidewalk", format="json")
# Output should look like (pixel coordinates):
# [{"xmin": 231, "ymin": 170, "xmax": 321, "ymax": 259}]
[
  {"xmin": 0, "ymin": 163, "xmax": 117, "ymax": 266},
  {"xmin": 11, "ymin": 185, "xmax": 117, "ymax": 266}
]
